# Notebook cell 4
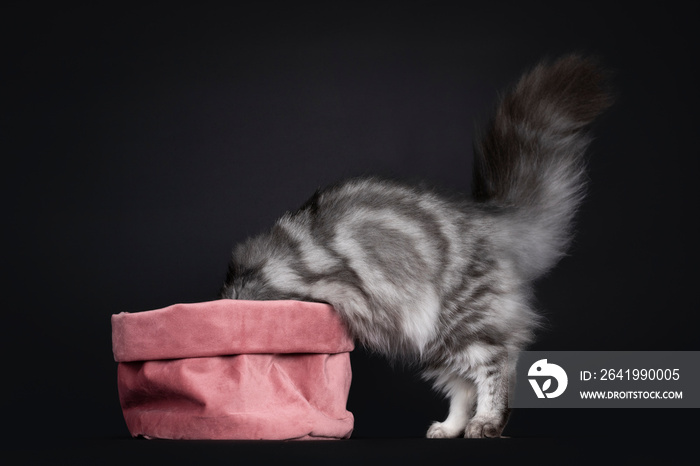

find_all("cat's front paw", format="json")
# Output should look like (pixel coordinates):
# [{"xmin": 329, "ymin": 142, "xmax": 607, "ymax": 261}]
[
  {"xmin": 426, "ymin": 421, "xmax": 463, "ymax": 439},
  {"xmin": 464, "ymin": 417, "xmax": 504, "ymax": 438}
]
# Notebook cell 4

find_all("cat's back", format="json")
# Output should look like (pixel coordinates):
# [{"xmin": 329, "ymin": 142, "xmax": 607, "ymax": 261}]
[
  {"xmin": 307, "ymin": 176, "xmax": 473, "ymax": 226},
  {"xmin": 276, "ymin": 176, "xmax": 506, "ymax": 355},
  {"xmin": 284, "ymin": 176, "xmax": 488, "ymax": 289}
]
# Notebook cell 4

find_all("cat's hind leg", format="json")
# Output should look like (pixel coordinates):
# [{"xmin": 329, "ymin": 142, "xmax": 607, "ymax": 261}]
[
  {"xmin": 426, "ymin": 374, "xmax": 476, "ymax": 439},
  {"xmin": 463, "ymin": 355, "xmax": 513, "ymax": 438}
]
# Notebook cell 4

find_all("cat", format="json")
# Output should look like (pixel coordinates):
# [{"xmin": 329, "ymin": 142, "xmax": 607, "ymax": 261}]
[{"xmin": 220, "ymin": 55, "xmax": 611, "ymax": 438}]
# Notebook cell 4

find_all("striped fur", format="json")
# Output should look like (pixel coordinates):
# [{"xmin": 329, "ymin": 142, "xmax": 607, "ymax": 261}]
[{"xmin": 221, "ymin": 55, "xmax": 611, "ymax": 438}]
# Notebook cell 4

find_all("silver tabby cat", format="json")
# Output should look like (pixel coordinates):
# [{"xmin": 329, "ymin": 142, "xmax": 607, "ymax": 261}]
[{"xmin": 220, "ymin": 55, "xmax": 611, "ymax": 438}]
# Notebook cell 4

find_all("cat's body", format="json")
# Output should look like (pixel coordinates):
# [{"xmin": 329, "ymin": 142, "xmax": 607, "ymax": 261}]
[{"xmin": 220, "ymin": 55, "xmax": 611, "ymax": 438}]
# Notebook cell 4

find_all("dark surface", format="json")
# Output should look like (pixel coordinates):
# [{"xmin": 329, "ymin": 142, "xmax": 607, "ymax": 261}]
[
  {"xmin": 13, "ymin": 436, "xmax": 693, "ymax": 465},
  {"xmin": 3, "ymin": 1, "xmax": 698, "ymax": 462}
]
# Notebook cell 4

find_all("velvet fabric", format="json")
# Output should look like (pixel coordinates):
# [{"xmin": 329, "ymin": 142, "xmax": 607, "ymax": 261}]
[{"xmin": 112, "ymin": 300, "xmax": 354, "ymax": 440}]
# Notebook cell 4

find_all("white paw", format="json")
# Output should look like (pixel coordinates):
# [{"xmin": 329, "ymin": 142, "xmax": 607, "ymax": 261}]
[{"xmin": 426, "ymin": 421, "xmax": 463, "ymax": 439}]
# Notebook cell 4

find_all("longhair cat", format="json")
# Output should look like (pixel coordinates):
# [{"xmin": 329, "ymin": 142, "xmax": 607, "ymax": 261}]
[{"xmin": 220, "ymin": 55, "xmax": 611, "ymax": 438}]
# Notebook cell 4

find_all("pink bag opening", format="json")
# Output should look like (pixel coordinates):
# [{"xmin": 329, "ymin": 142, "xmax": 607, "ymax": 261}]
[{"xmin": 111, "ymin": 300, "xmax": 354, "ymax": 440}]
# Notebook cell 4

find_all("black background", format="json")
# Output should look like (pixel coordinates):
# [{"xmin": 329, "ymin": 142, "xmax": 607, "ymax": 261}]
[{"xmin": 3, "ymin": 1, "xmax": 698, "ymax": 463}]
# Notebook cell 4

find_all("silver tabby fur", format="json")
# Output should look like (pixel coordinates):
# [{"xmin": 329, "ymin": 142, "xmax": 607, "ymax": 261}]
[{"xmin": 220, "ymin": 55, "xmax": 611, "ymax": 438}]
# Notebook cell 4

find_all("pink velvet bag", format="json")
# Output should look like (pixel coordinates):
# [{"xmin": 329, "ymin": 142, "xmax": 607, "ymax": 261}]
[{"xmin": 111, "ymin": 300, "xmax": 354, "ymax": 440}]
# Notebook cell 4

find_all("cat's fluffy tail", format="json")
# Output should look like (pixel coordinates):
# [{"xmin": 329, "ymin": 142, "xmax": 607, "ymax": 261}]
[{"xmin": 473, "ymin": 55, "xmax": 612, "ymax": 280}]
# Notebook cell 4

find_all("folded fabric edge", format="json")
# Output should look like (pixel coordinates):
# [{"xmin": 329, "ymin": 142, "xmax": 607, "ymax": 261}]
[{"xmin": 111, "ymin": 299, "xmax": 355, "ymax": 362}]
